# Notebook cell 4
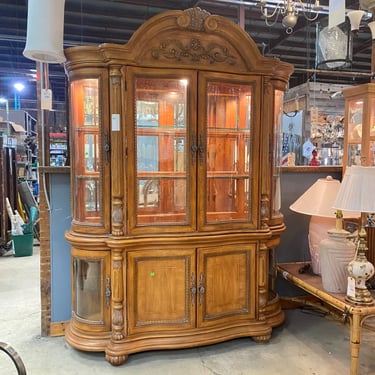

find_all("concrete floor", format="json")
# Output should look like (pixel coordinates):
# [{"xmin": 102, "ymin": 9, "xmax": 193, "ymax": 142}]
[{"xmin": 2, "ymin": 244, "xmax": 375, "ymax": 375}]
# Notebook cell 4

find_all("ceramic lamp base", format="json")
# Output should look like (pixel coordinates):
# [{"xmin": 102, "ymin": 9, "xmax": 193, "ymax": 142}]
[
  {"xmin": 320, "ymin": 229, "xmax": 356, "ymax": 294},
  {"xmin": 345, "ymin": 226, "xmax": 375, "ymax": 305},
  {"xmin": 345, "ymin": 289, "xmax": 374, "ymax": 305},
  {"xmin": 309, "ymin": 216, "xmax": 337, "ymax": 274}
]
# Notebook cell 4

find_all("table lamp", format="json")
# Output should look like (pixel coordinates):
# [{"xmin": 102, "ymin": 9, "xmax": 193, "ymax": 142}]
[
  {"xmin": 333, "ymin": 166, "xmax": 375, "ymax": 305},
  {"xmin": 290, "ymin": 176, "xmax": 355, "ymax": 274}
]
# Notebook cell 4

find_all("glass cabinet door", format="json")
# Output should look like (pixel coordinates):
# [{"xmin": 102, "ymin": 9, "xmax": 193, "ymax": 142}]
[
  {"xmin": 70, "ymin": 78, "xmax": 105, "ymax": 228},
  {"xmin": 127, "ymin": 68, "xmax": 196, "ymax": 232},
  {"xmin": 199, "ymin": 74, "xmax": 259, "ymax": 228},
  {"xmin": 127, "ymin": 69, "xmax": 260, "ymax": 232}
]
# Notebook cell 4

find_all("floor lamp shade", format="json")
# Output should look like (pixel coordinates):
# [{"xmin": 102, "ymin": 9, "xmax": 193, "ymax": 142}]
[{"xmin": 23, "ymin": 0, "xmax": 66, "ymax": 63}]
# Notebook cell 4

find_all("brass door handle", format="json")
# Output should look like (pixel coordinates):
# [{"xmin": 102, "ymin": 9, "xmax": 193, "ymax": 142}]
[
  {"xmin": 191, "ymin": 133, "xmax": 198, "ymax": 164},
  {"xmin": 199, "ymin": 272, "xmax": 205, "ymax": 305},
  {"xmin": 104, "ymin": 132, "xmax": 110, "ymax": 163},
  {"xmin": 190, "ymin": 272, "xmax": 197, "ymax": 305}
]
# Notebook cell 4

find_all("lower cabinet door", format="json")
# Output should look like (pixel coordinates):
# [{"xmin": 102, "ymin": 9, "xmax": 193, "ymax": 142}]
[
  {"xmin": 127, "ymin": 248, "xmax": 196, "ymax": 335},
  {"xmin": 197, "ymin": 244, "xmax": 256, "ymax": 328}
]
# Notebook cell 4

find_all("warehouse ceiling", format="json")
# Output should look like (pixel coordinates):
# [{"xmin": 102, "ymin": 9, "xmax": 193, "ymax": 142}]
[{"xmin": 0, "ymin": 0, "xmax": 373, "ymax": 114}]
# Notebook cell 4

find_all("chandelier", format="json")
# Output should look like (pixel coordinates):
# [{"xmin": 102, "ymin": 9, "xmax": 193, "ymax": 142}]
[{"xmin": 258, "ymin": 0, "xmax": 322, "ymax": 33}]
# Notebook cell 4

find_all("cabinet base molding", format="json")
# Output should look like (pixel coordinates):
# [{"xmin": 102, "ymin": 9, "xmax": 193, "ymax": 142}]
[
  {"xmin": 66, "ymin": 295, "xmax": 284, "ymax": 366},
  {"xmin": 65, "ymin": 324, "xmax": 111, "ymax": 352}
]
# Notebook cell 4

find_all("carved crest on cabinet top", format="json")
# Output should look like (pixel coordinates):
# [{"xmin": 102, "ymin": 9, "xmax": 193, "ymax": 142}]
[
  {"xmin": 151, "ymin": 38, "xmax": 236, "ymax": 66},
  {"xmin": 177, "ymin": 7, "xmax": 212, "ymax": 31}
]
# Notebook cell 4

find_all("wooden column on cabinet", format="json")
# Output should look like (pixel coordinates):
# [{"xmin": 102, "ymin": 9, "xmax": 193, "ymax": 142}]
[
  {"xmin": 110, "ymin": 66, "xmax": 124, "ymax": 236},
  {"xmin": 257, "ymin": 242, "xmax": 269, "ymax": 324}
]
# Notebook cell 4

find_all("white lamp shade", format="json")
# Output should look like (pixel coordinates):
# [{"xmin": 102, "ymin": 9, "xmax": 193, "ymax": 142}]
[
  {"xmin": 23, "ymin": 0, "xmax": 66, "ymax": 63},
  {"xmin": 347, "ymin": 10, "xmax": 365, "ymax": 31},
  {"xmin": 290, "ymin": 176, "xmax": 356, "ymax": 218},
  {"xmin": 369, "ymin": 21, "xmax": 375, "ymax": 40},
  {"xmin": 333, "ymin": 166, "xmax": 375, "ymax": 213}
]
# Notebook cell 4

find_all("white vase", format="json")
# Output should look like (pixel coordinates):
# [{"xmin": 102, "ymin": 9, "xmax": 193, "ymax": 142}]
[{"xmin": 319, "ymin": 229, "xmax": 356, "ymax": 293}]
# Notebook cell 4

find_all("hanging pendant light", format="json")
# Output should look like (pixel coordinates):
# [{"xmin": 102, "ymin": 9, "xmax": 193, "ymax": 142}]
[
  {"xmin": 23, "ymin": 0, "xmax": 66, "ymax": 63},
  {"xmin": 316, "ymin": 17, "xmax": 352, "ymax": 70}
]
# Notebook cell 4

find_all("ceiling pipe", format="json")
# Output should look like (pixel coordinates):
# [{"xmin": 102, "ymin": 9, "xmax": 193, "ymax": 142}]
[{"xmin": 294, "ymin": 67, "xmax": 373, "ymax": 78}]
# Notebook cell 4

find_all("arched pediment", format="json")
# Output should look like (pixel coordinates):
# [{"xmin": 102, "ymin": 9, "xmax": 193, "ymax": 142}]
[{"xmin": 97, "ymin": 8, "xmax": 293, "ymax": 82}]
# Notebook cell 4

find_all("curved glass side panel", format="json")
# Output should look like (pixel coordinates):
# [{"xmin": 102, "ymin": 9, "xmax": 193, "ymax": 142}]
[
  {"xmin": 273, "ymin": 89, "xmax": 284, "ymax": 217},
  {"xmin": 73, "ymin": 257, "xmax": 104, "ymax": 323},
  {"xmin": 70, "ymin": 78, "xmax": 103, "ymax": 226}
]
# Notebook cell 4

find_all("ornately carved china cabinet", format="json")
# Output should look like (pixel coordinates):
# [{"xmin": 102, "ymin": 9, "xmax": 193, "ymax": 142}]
[{"xmin": 64, "ymin": 8, "xmax": 293, "ymax": 365}]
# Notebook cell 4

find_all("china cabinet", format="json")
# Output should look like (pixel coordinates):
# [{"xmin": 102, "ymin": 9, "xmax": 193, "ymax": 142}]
[
  {"xmin": 342, "ymin": 83, "xmax": 375, "ymax": 170},
  {"xmin": 64, "ymin": 8, "xmax": 293, "ymax": 365}
]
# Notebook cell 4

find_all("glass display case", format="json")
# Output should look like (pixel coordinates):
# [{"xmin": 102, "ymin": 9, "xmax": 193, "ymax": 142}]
[
  {"xmin": 64, "ymin": 8, "xmax": 293, "ymax": 366},
  {"xmin": 342, "ymin": 83, "xmax": 375, "ymax": 171}
]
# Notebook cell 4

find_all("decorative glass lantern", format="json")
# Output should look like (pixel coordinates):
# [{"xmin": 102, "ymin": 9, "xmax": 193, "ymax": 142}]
[{"xmin": 316, "ymin": 18, "xmax": 352, "ymax": 70}]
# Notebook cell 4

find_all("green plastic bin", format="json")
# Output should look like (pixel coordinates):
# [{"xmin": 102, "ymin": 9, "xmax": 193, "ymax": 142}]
[{"xmin": 12, "ymin": 233, "xmax": 34, "ymax": 257}]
